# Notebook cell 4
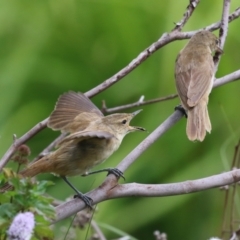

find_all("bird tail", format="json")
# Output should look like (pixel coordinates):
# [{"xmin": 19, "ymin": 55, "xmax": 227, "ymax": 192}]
[
  {"xmin": 0, "ymin": 156, "xmax": 50, "ymax": 193},
  {"xmin": 186, "ymin": 102, "xmax": 211, "ymax": 142}
]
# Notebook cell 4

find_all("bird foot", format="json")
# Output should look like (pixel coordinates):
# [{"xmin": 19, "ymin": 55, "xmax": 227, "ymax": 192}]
[
  {"xmin": 174, "ymin": 105, "xmax": 188, "ymax": 118},
  {"xmin": 107, "ymin": 168, "xmax": 125, "ymax": 180},
  {"xmin": 73, "ymin": 194, "xmax": 93, "ymax": 209},
  {"xmin": 82, "ymin": 167, "xmax": 125, "ymax": 180}
]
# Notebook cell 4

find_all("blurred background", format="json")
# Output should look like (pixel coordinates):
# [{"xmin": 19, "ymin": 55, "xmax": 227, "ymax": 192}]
[{"xmin": 0, "ymin": 0, "xmax": 240, "ymax": 239}]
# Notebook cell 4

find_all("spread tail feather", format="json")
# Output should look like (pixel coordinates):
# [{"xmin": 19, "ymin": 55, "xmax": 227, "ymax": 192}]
[{"xmin": 186, "ymin": 102, "xmax": 211, "ymax": 142}]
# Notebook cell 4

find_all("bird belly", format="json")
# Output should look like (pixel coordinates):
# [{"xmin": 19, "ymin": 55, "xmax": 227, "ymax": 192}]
[{"xmin": 51, "ymin": 138, "xmax": 120, "ymax": 176}]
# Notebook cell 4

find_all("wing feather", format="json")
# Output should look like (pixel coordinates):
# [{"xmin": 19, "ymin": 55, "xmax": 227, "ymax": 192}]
[
  {"xmin": 58, "ymin": 130, "xmax": 115, "ymax": 146},
  {"xmin": 175, "ymin": 50, "xmax": 214, "ymax": 108},
  {"xmin": 48, "ymin": 91, "xmax": 103, "ymax": 131}
]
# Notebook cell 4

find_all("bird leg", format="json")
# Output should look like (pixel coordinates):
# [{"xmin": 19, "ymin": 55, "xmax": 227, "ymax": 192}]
[
  {"xmin": 82, "ymin": 168, "xmax": 125, "ymax": 180},
  {"xmin": 61, "ymin": 176, "xmax": 93, "ymax": 208},
  {"xmin": 174, "ymin": 105, "xmax": 188, "ymax": 118}
]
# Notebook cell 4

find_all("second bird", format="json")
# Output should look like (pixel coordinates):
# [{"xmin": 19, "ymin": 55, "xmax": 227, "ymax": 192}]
[{"xmin": 175, "ymin": 30, "xmax": 222, "ymax": 141}]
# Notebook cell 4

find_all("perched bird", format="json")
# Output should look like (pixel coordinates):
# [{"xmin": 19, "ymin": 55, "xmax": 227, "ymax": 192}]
[
  {"xmin": 1, "ymin": 91, "xmax": 145, "ymax": 207},
  {"xmin": 175, "ymin": 30, "xmax": 222, "ymax": 141}
]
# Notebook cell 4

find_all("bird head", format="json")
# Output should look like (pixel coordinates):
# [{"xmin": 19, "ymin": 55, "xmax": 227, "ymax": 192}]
[{"xmin": 101, "ymin": 109, "xmax": 145, "ymax": 139}]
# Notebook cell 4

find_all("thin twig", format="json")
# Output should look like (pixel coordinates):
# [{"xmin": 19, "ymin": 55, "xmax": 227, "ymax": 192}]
[
  {"xmin": 102, "ymin": 94, "xmax": 178, "ymax": 114},
  {"xmin": 91, "ymin": 220, "xmax": 107, "ymax": 240},
  {"xmin": 172, "ymin": 0, "xmax": 200, "ymax": 31}
]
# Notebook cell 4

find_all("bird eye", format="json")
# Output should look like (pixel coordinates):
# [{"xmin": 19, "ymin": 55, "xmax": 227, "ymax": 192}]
[
  {"xmin": 122, "ymin": 119, "xmax": 127, "ymax": 124},
  {"xmin": 215, "ymin": 39, "xmax": 219, "ymax": 44}
]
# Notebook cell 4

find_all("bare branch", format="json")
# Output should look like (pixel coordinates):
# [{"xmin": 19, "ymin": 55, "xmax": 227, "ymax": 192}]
[
  {"xmin": 172, "ymin": 0, "xmax": 200, "ymax": 31},
  {"xmin": 214, "ymin": 0, "xmax": 231, "ymax": 67},
  {"xmin": 0, "ymin": 118, "xmax": 48, "ymax": 170},
  {"xmin": 91, "ymin": 220, "xmax": 107, "ymax": 240},
  {"xmin": 102, "ymin": 94, "xmax": 178, "ymax": 114},
  {"xmin": 206, "ymin": 6, "xmax": 240, "ymax": 33},
  {"xmin": 54, "ymin": 168, "xmax": 240, "ymax": 222},
  {"xmin": 109, "ymin": 170, "xmax": 240, "ymax": 198},
  {"xmin": 214, "ymin": 70, "xmax": 240, "ymax": 88},
  {"xmin": 220, "ymin": 0, "xmax": 231, "ymax": 47}
]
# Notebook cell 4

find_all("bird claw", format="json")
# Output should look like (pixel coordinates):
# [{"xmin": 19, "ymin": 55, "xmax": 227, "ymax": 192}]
[
  {"xmin": 107, "ymin": 168, "xmax": 125, "ymax": 180},
  {"xmin": 74, "ymin": 194, "xmax": 93, "ymax": 209},
  {"xmin": 174, "ymin": 105, "xmax": 188, "ymax": 118}
]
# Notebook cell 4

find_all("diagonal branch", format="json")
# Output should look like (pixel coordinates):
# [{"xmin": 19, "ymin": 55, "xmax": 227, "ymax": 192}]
[
  {"xmin": 172, "ymin": 0, "xmax": 200, "ymax": 31},
  {"xmin": 0, "ymin": 119, "xmax": 48, "ymax": 170}
]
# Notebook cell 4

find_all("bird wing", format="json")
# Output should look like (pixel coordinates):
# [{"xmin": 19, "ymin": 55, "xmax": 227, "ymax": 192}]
[
  {"xmin": 175, "ymin": 52, "xmax": 214, "ymax": 108},
  {"xmin": 58, "ymin": 130, "xmax": 115, "ymax": 146},
  {"xmin": 48, "ymin": 91, "xmax": 103, "ymax": 131}
]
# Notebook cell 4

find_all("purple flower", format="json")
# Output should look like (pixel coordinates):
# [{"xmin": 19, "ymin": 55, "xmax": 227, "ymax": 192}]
[{"xmin": 7, "ymin": 212, "xmax": 35, "ymax": 240}]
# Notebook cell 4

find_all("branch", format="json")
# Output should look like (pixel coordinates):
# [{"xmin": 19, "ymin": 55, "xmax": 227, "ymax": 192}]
[
  {"xmin": 214, "ymin": 70, "xmax": 240, "ymax": 88},
  {"xmin": 220, "ymin": 0, "xmax": 231, "ymax": 47},
  {"xmin": 102, "ymin": 94, "xmax": 178, "ymax": 114},
  {"xmin": 54, "ymin": 168, "xmax": 240, "ymax": 222},
  {"xmin": 214, "ymin": 0, "xmax": 231, "ymax": 67},
  {"xmin": 172, "ymin": 0, "xmax": 200, "ymax": 31},
  {"xmin": 91, "ymin": 220, "xmax": 107, "ymax": 240},
  {"xmin": 109, "ymin": 170, "xmax": 240, "ymax": 198},
  {"xmin": 0, "ymin": 118, "xmax": 48, "ymax": 170}
]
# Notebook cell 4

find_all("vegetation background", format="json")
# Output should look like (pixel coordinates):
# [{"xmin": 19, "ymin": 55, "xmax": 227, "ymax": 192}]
[{"xmin": 0, "ymin": 0, "xmax": 239, "ymax": 239}]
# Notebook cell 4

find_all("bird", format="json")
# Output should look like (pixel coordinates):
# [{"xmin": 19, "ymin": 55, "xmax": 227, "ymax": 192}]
[
  {"xmin": 175, "ymin": 30, "xmax": 222, "ymax": 141},
  {"xmin": 1, "ymin": 91, "xmax": 145, "ymax": 207}
]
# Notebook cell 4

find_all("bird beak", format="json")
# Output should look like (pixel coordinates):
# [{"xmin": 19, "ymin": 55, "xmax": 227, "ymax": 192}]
[
  {"xmin": 129, "ymin": 109, "xmax": 146, "ymax": 132},
  {"xmin": 216, "ymin": 46, "xmax": 223, "ymax": 54},
  {"xmin": 132, "ymin": 109, "xmax": 143, "ymax": 116}
]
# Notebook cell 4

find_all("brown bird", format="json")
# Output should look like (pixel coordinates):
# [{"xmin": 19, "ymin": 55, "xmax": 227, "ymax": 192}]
[
  {"xmin": 1, "ymin": 91, "xmax": 145, "ymax": 207},
  {"xmin": 175, "ymin": 30, "xmax": 222, "ymax": 141}
]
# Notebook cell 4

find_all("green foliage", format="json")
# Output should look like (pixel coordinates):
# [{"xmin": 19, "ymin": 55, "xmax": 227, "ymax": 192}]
[{"xmin": 0, "ymin": 169, "xmax": 55, "ymax": 239}]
